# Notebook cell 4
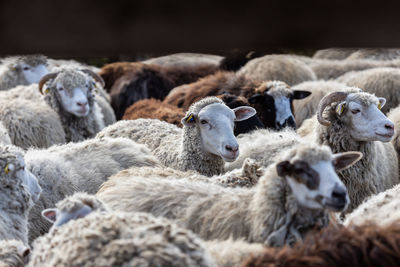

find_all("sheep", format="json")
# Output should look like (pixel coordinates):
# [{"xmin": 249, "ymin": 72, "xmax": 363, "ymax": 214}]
[
  {"xmin": 237, "ymin": 54, "xmax": 317, "ymax": 86},
  {"xmin": 292, "ymin": 80, "xmax": 348, "ymax": 127},
  {"xmin": 243, "ymin": 222, "xmax": 400, "ymax": 267},
  {"xmin": 97, "ymin": 143, "xmax": 362, "ymax": 247},
  {"xmin": 0, "ymin": 55, "xmax": 49, "ymax": 91},
  {"xmin": 336, "ymin": 67, "xmax": 400, "ymax": 113},
  {"xmin": 29, "ymin": 210, "xmax": 217, "ymax": 267},
  {"xmin": 0, "ymin": 122, "xmax": 11, "ymax": 145},
  {"xmin": 312, "ymin": 48, "xmax": 358, "ymax": 59},
  {"xmin": 0, "ymin": 240, "xmax": 30, "ymax": 267},
  {"xmin": 123, "ymin": 93, "xmax": 264, "ymax": 136},
  {"xmin": 298, "ymin": 88, "xmax": 399, "ymax": 213},
  {"xmin": 346, "ymin": 48, "xmax": 400, "ymax": 60},
  {"xmin": 388, "ymin": 106, "xmax": 400, "ymax": 170},
  {"xmin": 25, "ymin": 137, "xmax": 160, "ymax": 242},
  {"xmin": 0, "ymin": 145, "xmax": 42, "ymax": 245},
  {"xmin": 343, "ymin": 183, "xmax": 400, "ymax": 227},
  {"xmin": 97, "ymin": 97, "xmax": 256, "ymax": 176},
  {"xmin": 164, "ymin": 73, "xmax": 311, "ymax": 130}
]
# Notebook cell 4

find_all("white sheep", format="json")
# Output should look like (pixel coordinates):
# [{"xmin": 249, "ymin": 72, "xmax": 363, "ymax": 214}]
[
  {"xmin": 29, "ymin": 210, "xmax": 217, "ymax": 267},
  {"xmin": 0, "ymin": 145, "xmax": 42, "ymax": 245},
  {"xmin": 97, "ymin": 96, "xmax": 256, "ymax": 176},
  {"xmin": 97, "ymin": 143, "xmax": 361, "ymax": 247},
  {"xmin": 238, "ymin": 54, "xmax": 317, "ymax": 86},
  {"xmin": 298, "ymin": 88, "xmax": 399, "ymax": 213},
  {"xmin": 336, "ymin": 67, "xmax": 400, "ymax": 113},
  {"xmin": 0, "ymin": 68, "xmax": 110, "ymax": 149},
  {"xmin": 24, "ymin": 137, "xmax": 160, "ymax": 243},
  {"xmin": 292, "ymin": 80, "xmax": 348, "ymax": 127},
  {"xmin": 0, "ymin": 55, "xmax": 49, "ymax": 91},
  {"xmin": 343, "ymin": 183, "xmax": 400, "ymax": 227}
]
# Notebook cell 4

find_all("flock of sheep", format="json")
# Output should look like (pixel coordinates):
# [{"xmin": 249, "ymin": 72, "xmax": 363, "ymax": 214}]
[{"xmin": 1, "ymin": 48, "xmax": 400, "ymax": 266}]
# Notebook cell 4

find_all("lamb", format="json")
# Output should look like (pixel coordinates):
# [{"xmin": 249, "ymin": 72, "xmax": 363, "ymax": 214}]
[
  {"xmin": 0, "ymin": 145, "xmax": 42, "ymax": 245},
  {"xmin": 243, "ymin": 222, "xmax": 400, "ymax": 267},
  {"xmin": 0, "ymin": 55, "xmax": 49, "ymax": 91},
  {"xmin": 25, "ymin": 137, "xmax": 160, "ymax": 242},
  {"xmin": 336, "ymin": 67, "xmax": 400, "ymax": 113},
  {"xmin": 97, "ymin": 143, "xmax": 361, "ymax": 247},
  {"xmin": 29, "ymin": 210, "xmax": 217, "ymax": 267},
  {"xmin": 292, "ymin": 80, "xmax": 348, "ymax": 127},
  {"xmin": 0, "ymin": 240, "xmax": 30, "ymax": 267},
  {"xmin": 164, "ymin": 73, "xmax": 311, "ymax": 130},
  {"xmin": 123, "ymin": 93, "xmax": 264, "ymax": 136},
  {"xmin": 312, "ymin": 48, "xmax": 358, "ymax": 59},
  {"xmin": 97, "ymin": 97, "xmax": 256, "ymax": 176},
  {"xmin": 237, "ymin": 54, "xmax": 317, "ymax": 86},
  {"xmin": 343, "ymin": 183, "xmax": 400, "ymax": 227},
  {"xmin": 298, "ymin": 89, "xmax": 399, "ymax": 213}
]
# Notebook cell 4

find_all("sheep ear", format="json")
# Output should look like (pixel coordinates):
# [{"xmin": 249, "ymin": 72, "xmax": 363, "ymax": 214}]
[
  {"xmin": 332, "ymin": 151, "xmax": 363, "ymax": 171},
  {"xmin": 42, "ymin": 208, "xmax": 57, "ymax": 223},
  {"xmin": 181, "ymin": 113, "xmax": 196, "ymax": 126},
  {"xmin": 293, "ymin": 90, "xmax": 311, "ymax": 100},
  {"xmin": 378, "ymin": 98, "xmax": 386, "ymax": 110},
  {"xmin": 233, "ymin": 106, "xmax": 257, "ymax": 121},
  {"xmin": 276, "ymin": 161, "xmax": 291, "ymax": 177},
  {"xmin": 336, "ymin": 101, "xmax": 347, "ymax": 115}
]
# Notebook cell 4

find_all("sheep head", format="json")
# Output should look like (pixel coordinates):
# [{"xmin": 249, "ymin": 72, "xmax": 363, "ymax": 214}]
[
  {"xmin": 8, "ymin": 54, "xmax": 49, "ymax": 85},
  {"xmin": 38, "ymin": 68, "xmax": 105, "ymax": 117},
  {"xmin": 317, "ymin": 89, "xmax": 394, "ymax": 142}
]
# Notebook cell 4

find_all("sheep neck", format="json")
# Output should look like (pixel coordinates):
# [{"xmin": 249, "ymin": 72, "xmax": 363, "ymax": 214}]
[{"xmin": 180, "ymin": 126, "xmax": 224, "ymax": 177}]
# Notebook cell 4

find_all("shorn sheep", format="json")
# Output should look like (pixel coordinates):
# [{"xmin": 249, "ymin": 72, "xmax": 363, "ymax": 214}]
[
  {"xmin": 97, "ymin": 143, "xmax": 361, "ymax": 247},
  {"xmin": 97, "ymin": 97, "xmax": 256, "ymax": 176},
  {"xmin": 238, "ymin": 54, "xmax": 317, "ymax": 86},
  {"xmin": 0, "ymin": 55, "xmax": 49, "ymax": 91},
  {"xmin": 292, "ymin": 80, "xmax": 348, "ymax": 127},
  {"xmin": 344, "ymin": 182, "xmax": 400, "ymax": 227},
  {"xmin": 0, "ymin": 145, "xmax": 42, "ymax": 245},
  {"xmin": 299, "ymin": 88, "xmax": 399, "ymax": 213},
  {"xmin": 29, "ymin": 211, "xmax": 217, "ymax": 267},
  {"xmin": 336, "ymin": 67, "xmax": 400, "ymax": 113},
  {"xmin": 243, "ymin": 222, "xmax": 400, "ymax": 267},
  {"xmin": 25, "ymin": 137, "xmax": 160, "ymax": 242},
  {"xmin": 164, "ymin": 72, "xmax": 311, "ymax": 130}
]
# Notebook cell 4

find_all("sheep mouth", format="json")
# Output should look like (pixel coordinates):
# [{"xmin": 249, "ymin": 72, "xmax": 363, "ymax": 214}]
[
  {"xmin": 375, "ymin": 132, "xmax": 394, "ymax": 138},
  {"xmin": 324, "ymin": 200, "xmax": 347, "ymax": 212},
  {"xmin": 221, "ymin": 155, "xmax": 238, "ymax": 162}
]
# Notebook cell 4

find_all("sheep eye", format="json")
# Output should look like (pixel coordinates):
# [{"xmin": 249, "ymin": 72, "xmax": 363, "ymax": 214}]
[
  {"xmin": 23, "ymin": 67, "xmax": 30, "ymax": 71},
  {"xmin": 58, "ymin": 87, "xmax": 64, "ymax": 91},
  {"xmin": 200, "ymin": 120, "xmax": 208, "ymax": 124},
  {"xmin": 351, "ymin": 109, "xmax": 360, "ymax": 114}
]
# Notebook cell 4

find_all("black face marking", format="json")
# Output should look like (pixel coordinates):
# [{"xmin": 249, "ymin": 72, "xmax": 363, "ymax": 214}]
[{"xmin": 276, "ymin": 160, "xmax": 320, "ymax": 190}]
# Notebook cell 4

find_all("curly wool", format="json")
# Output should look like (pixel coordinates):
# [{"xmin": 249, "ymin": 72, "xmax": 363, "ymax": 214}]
[
  {"xmin": 97, "ymin": 97, "xmax": 227, "ymax": 176},
  {"xmin": 29, "ymin": 211, "xmax": 216, "ymax": 267},
  {"xmin": 314, "ymin": 89, "xmax": 399, "ymax": 213},
  {"xmin": 0, "ymin": 239, "xmax": 27, "ymax": 267},
  {"xmin": 0, "ymin": 145, "xmax": 33, "ymax": 245},
  {"xmin": 97, "ymin": 143, "xmax": 332, "ymax": 246}
]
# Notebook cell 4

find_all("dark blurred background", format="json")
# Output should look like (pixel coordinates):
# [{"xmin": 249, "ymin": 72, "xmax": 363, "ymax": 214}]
[{"xmin": 1, "ymin": 0, "xmax": 399, "ymax": 64}]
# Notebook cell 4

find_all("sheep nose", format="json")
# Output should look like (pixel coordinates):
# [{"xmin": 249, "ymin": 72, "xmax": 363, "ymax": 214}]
[
  {"xmin": 225, "ymin": 145, "xmax": 238, "ymax": 152},
  {"xmin": 385, "ymin": 123, "xmax": 394, "ymax": 130},
  {"xmin": 331, "ymin": 185, "xmax": 347, "ymax": 202},
  {"xmin": 77, "ymin": 101, "xmax": 88, "ymax": 107}
]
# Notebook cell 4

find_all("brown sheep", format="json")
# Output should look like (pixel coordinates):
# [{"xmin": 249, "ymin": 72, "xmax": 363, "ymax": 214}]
[{"xmin": 243, "ymin": 222, "xmax": 400, "ymax": 267}]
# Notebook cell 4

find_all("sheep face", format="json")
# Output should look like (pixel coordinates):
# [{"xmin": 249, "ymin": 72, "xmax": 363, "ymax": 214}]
[
  {"xmin": 277, "ymin": 152, "xmax": 361, "ymax": 212},
  {"xmin": 0, "ymin": 147, "xmax": 42, "ymax": 203},
  {"xmin": 16, "ymin": 62, "xmax": 48, "ymax": 84},
  {"xmin": 249, "ymin": 81, "xmax": 310, "ymax": 130},
  {"xmin": 42, "ymin": 204, "xmax": 93, "ymax": 227},
  {"xmin": 337, "ymin": 95, "xmax": 394, "ymax": 142},
  {"xmin": 56, "ymin": 82, "xmax": 91, "ymax": 117},
  {"xmin": 182, "ymin": 103, "xmax": 256, "ymax": 162}
]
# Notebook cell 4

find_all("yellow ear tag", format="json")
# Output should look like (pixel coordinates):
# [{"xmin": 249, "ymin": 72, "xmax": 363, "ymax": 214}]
[
  {"xmin": 378, "ymin": 102, "xmax": 382, "ymax": 110},
  {"xmin": 4, "ymin": 164, "xmax": 9, "ymax": 174},
  {"xmin": 186, "ymin": 114, "xmax": 195, "ymax": 123},
  {"xmin": 44, "ymin": 88, "xmax": 50, "ymax": 94},
  {"xmin": 336, "ymin": 104, "xmax": 344, "ymax": 114}
]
